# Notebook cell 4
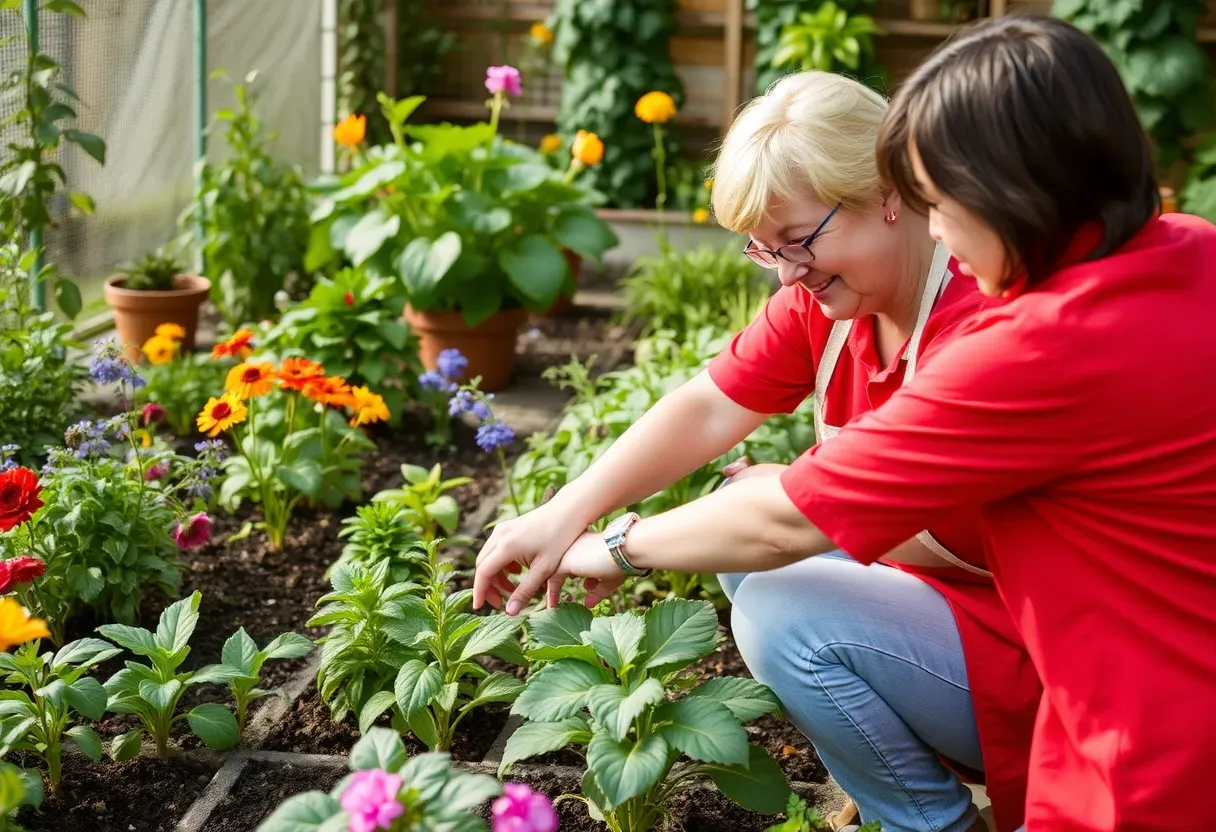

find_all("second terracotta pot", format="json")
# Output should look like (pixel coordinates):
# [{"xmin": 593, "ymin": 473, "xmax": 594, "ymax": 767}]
[
  {"xmin": 103, "ymin": 274, "xmax": 211, "ymax": 361},
  {"xmin": 404, "ymin": 305, "xmax": 528, "ymax": 392}
]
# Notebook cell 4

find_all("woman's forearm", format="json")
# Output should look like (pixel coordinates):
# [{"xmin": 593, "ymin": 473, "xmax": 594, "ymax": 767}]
[
  {"xmin": 551, "ymin": 371, "xmax": 767, "ymax": 526},
  {"xmin": 623, "ymin": 475, "xmax": 837, "ymax": 574}
]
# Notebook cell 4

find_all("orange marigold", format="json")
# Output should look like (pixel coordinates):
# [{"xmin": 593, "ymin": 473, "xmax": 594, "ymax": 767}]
[
  {"xmin": 211, "ymin": 329, "xmax": 255, "ymax": 360},
  {"xmin": 278, "ymin": 357, "xmax": 326, "ymax": 392},
  {"xmin": 348, "ymin": 386, "xmax": 390, "ymax": 427},
  {"xmin": 225, "ymin": 362, "xmax": 276, "ymax": 400},
  {"xmin": 304, "ymin": 375, "xmax": 356, "ymax": 408}
]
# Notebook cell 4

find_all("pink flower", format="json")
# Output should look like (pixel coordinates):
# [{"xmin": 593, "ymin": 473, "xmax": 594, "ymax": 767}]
[
  {"xmin": 0, "ymin": 556, "xmax": 46, "ymax": 595},
  {"xmin": 142, "ymin": 403, "xmax": 167, "ymax": 427},
  {"xmin": 339, "ymin": 769, "xmax": 404, "ymax": 832},
  {"xmin": 485, "ymin": 65, "xmax": 522, "ymax": 97},
  {"xmin": 491, "ymin": 783, "xmax": 557, "ymax": 832},
  {"xmin": 171, "ymin": 512, "xmax": 211, "ymax": 550},
  {"xmin": 145, "ymin": 463, "xmax": 169, "ymax": 482}
]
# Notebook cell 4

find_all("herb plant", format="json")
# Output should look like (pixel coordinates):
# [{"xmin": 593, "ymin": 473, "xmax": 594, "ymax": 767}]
[
  {"xmin": 749, "ymin": 0, "xmax": 881, "ymax": 94},
  {"xmin": 0, "ymin": 760, "xmax": 42, "ymax": 832},
  {"xmin": 766, "ymin": 794, "xmax": 882, "ymax": 831},
  {"xmin": 196, "ymin": 628, "xmax": 313, "ymax": 735},
  {"xmin": 0, "ymin": 637, "xmax": 119, "ymax": 792},
  {"xmin": 771, "ymin": 2, "xmax": 883, "ymax": 77},
  {"xmin": 99, "ymin": 592, "xmax": 241, "ymax": 758},
  {"xmin": 257, "ymin": 726, "xmax": 501, "ymax": 832},
  {"xmin": 120, "ymin": 249, "xmax": 185, "ymax": 292},
  {"xmin": 503, "ymin": 600, "xmax": 790, "ymax": 830},
  {"xmin": 371, "ymin": 464, "xmax": 470, "ymax": 546},
  {"xmin": 335, "ymin": 502, "xmax": 423, "ymax": 584}
]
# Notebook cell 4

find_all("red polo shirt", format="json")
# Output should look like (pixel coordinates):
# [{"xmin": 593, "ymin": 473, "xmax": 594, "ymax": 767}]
[{"xmin": 785, "ymin": 214, "xmax": 1216, "ymax": 831}]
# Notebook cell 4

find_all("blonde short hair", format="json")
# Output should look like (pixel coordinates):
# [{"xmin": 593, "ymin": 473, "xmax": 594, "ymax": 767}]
[{"xmin": 711, "ymin": 72, "xmax": 888, "ymax": 233}]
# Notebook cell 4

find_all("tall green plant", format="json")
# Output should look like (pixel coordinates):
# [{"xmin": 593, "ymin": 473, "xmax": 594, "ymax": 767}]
[
  {"xmin": 180, "ymin": 71, "xmax": 313, "ymax": 327},
  {"xmin": 770, "ymin": 2, "xmax": 883, "ymax": 78},
  {"xmin": 550, "ymin": 0, "xmax": 684, "ymax": 208},
  {"xmin": 750, "ymin": 0, "xmax": 880, "ymax": 94},
  {"xmin": 1054, "ymin": 0, "xmax": 1212, "ymax": 166},
  {"xmin": 338, "ymin": 0, "xmax": 390, "ymax": 146}
]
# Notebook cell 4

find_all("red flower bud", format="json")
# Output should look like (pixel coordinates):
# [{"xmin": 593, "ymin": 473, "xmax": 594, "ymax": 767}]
[{"xmin": 344, "ymin": 291, "xmax": 355, "ymax": 307}]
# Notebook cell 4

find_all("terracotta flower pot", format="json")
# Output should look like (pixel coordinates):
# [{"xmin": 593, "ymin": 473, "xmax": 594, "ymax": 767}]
[
  {"xmin": 404, "ymin": 305, "xmax": 528, "ymax": 392},
  {"xmin": 103, "ymin": 275, "xmax": 211, "ymax": 361}
]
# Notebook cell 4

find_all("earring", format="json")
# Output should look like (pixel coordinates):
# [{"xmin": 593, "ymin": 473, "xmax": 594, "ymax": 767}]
[{"xmin": 885, "ymin": 211, "xmax": 897, "ymax": 223}]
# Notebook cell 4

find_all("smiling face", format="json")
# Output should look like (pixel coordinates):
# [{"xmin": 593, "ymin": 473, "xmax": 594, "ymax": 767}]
[{"xmin": 747, "ymin": 194, "xmax": 913, "ymax": 321}]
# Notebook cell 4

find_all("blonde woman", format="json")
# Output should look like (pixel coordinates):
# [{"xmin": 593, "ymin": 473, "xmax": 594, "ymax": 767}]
[{"xmin": 474, "ymin": 72, "xmax": 1036, "ymax": 832}]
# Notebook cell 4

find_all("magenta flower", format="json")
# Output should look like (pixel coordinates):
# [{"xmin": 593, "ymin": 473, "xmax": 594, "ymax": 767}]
[
  {"xmin": 491, "ymin": 783, "xmax": 558, "ymax": 832},
  {"xmin": 485, "ymin": 65, "xmax": 523, "ymax": 97},
  {"xmin": 171, "ymin": 512, "xmax": 212, "ymax": 550},
  {"xmin": 141, "ymin": 402, "xmax": 166, "ymax": 427},
  {"xmin": 340, "ymin": 769, "xmax": 404, "ymax": 832},
  {"xmin": 144, "ymin": 463, "xmax": 169, "ymax": 482}
]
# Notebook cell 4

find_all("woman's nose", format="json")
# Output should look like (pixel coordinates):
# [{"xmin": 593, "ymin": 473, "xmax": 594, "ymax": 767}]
[{"xmin": 776, "ymin": 259, "xmax": 809, "ymax": 287}]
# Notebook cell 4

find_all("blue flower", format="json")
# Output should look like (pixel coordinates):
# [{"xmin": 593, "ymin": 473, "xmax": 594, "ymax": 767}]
[
  {"xmin": 475, "ymin": 420, "xmax": 515, "ymax": 452},
  {"xmin": 448, "ymin": 389, "xmax": 474, "ymax": 417},
  {"xmin": 419, "ymin": 371, "xmax": 457, "ymax": 393},
  {"xmin": 0, "ymin": 444, "xmax": 17, "ymax": 473},
  {"xmin": 64, "ymin": 420, "xmax": 94, "ymax": 448},
  {"xmin": 471, "ymin": 400, "xmax": 492, "ymax": 421},
  {"xmin": 89, "ymin": 356, "xmax": 129, "ymax": 384},
  {"xmin": 437, "ymin": 349, "xmax": 468, "ymax": 381},
  {"xmin": 74, "ymin": 438, "xmax": 111, "ymax": 459}
]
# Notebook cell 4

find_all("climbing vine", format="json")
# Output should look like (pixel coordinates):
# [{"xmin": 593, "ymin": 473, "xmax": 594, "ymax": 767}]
[
  {"xmin": 338, "ymin": 0, "xmax": 389, "ymax": 145},
  {"xmin": 749, "ymin": 0, "xmax": 882, "ymax": 95},
  {"xmin": 550, "ymin": 0, "xmax": 684, "ymax": 208}
]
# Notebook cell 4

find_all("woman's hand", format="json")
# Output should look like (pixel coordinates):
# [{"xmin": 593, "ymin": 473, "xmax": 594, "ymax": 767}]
[
  {"xmin": 473, "ymin": 499, "xmax": 592, "ymax": 615},
  {"xmin": 554, "ymin": 532, "xmax": 627, "ymax": 609},
  {"xmin": 721, "ymin": 456, "xmax": 788, "ymax": 482}
]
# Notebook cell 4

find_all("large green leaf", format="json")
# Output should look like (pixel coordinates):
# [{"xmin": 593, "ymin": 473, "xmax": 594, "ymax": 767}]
[
  {"xmin": 350, "ymin": 726, "xmax": 406, "ymax": 771},
  {"xmin": 586, "ymin": 613, "xmax": 645, "ymax": 672},
  {"xmin": 139, "ymin": 679, "xmax": 182, "ymax": 711},
  {"xmin": 66, "ymin": 724, "xmax": 101, "ymax": 762},
  {"xmin": 358, "ymin": 690, "xmax": 397, "ymax": 733},
  {"xmin": 643, "ymin": 598, "xmax": 719, "ymax": 670},
  {"xmin": 65, "ymin": 677, "xmax": 107, "ymax": 721},
  {"xmin": 527, "ymin": 603, "xmax": 593, "ymax": 648},
  {"xmin": 585, "ymin": 679, "xmax": 664, "ymax": 742},
  {"xmin": 264, "ymin": 633, "xmax": 314, "ymax": 661},
  {"xmin": 96, "ymin": 624, "xmax": 157, "ymax": 657},
  {"xmin": 109, "ymin": 728, "xmax": 143, "ymax": 762},
  {"xmin": 498, "ymin": 235, "xmax": 566, "ymax": 306},
  {"xmin": 687, "ymin": 676, "xmax": 782, "ymax": 722},
  {"xmin": 187, "ymin": 703, "xmax": 240, "ymax": 750},
  {"xmin": 396, "ymin": 232, "xmax": 462, "ymax": 295},
  {"xmin": 153, "ymin": 591, "xmax": 202, "ymax": 655},
  {"xmin": 394, "ymin": 660, "xmax": 441, "ymax": 716},
  {"xmin": 656, "ymin": 697, "xmax": 748, "ymax": 766},
  {"xmin": 53, "ymin": 638, "xmax": 120, "ymax": 670},
  {"xmin": 511, "ymin": 660, "xmax": 608, "ymax": 722},
  {"xmin": 586, "ymin": 731, "xmax": 669, "ymax": 809},
  {"xmin": 466, "ymin": 672, "xmax": 525, "ymax": 710},
  {"xmin": 498, "ymin": 716, "xmax": 591, "ymax": 774},
  {"xmin": 222, "ymin": 628, "xmax": 260, "ymax": 674},
  {"xmin": 552, "ymin": 204, "xmax": 618, "ymax": 259},
  {"xmin": 63, "ymin": 129, "xmax": 104, "ymax": 163},
  {"xmin": 344, "ymin": 210, "xmax": 400, "ymax": 266},
  {"xmin": 54, "ymin": 278, "xmax": 82, "ymax": 320},
  {"xmin": 703, "ymin": 744, "xmax": 791, "ymax": 814},
  {"xmin": 525, "ymin": 643, "xmax": 601, "ymax": 667},
  {"xmin": 456, "ymin": 615, "xmax": 519, "ymax": 662},
  {"xmin": 257, "ymin": 791, "xmax": 342, "ymax": 832},
  {"xmin": 276, "ymin": 459, "xmax": 323, "ymax": 497}
]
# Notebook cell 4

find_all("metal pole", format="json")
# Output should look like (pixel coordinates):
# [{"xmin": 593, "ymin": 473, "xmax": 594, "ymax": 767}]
[
  {"xmin": 24, "ymin": 0, "xmax": 44, "ymax": 309},
  {"xmin": 193, "ymin": 0, "xmax": 207, "ymax": 274}
]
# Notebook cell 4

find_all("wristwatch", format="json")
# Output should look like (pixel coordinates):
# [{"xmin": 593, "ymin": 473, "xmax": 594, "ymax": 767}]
[{"xmin": 602, "ymin": 512, "xmax": 649, "ymax": 576}]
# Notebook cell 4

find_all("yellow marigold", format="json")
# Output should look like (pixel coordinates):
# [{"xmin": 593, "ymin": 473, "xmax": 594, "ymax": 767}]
[
  {"xmin": 348, "ymin": 386, "xmax": 390, "ymax": 427},
  {"xmin": 155, "ymin": 322, "xmax": 186, "ymax": 341},
  {"xmin": 635, "ymin": 91, "xmax": 677, "ymax": 124},
  {"xmin": 225, "ymin": 362, "xmax": 276, "ymax": 400},
  {"xmin": 333, "ymin": 114, "xmax": 366, "ymax": 149},
  {"xmin": 197, "ymin": 392, "xmax": 248, "ymax": 438},
  {"xmin": 572, "ymin": 130, "xmax": 604, "ymax": 166},
  {"xmin": 539, "ymin": 133, "xmax": 563, "ymax": 154},
  {"xmin": 0, "ymin": 599, "xmax": 49, "ymax": 653},
  {"xmin": 142, "ymin": 334, "xmax": 177, "ymax": 366},
  {"xmin": 692, "ymin": 208, "xmax": 710, "ymax": 224},
  {"xmin": 530, "ymin": 21, "xmax": 553, "ymax": 46}
]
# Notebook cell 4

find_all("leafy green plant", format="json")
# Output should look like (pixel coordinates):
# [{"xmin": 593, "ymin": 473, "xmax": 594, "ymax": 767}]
[
  {"xmin": 766, "ymin": 794, "xmax": 881, "ymax": 831},
  {"xmin": 1054, "ymin": 0, "xmax": 1212, "ymax": 166},
  {"xmin": 771, "ymin": 1, "xmax": 882, "ymax": 76},
  {"xmin": 549, "ymin": 0, "xmax": 684, "ymax": 208},
  {"xmin": 308, "ymin": 90, "xmax": 618, "ymax": 323},
  {"xmin": 371, "ymin": 463, "xmax": 470, "ymax": 545},
  {"xmin": 750, "ymin": 0, "xmax": 880, "ymax": 94},
  {"xmin": 180, "ymin": 71, "xmax": 313, "ymax": 326},
  {"xmin": 395, "ymin": 0, "xmax": 453, "ymax": 100},
  {"xmin": 138, "ymin": 350, "xmax": 229, "ymax": 438},
  {"xmin": 619, "ymin": 244, "xmax": 773, "ymax": 341},
  {"xmin": 99, "ymin": 592, "xmax": 241, "ymax": 757},
  {"xmin": 358, "ymin": 542, "xmax": 525, "ymax": 752},
  {"xmin": 0, "ymin": 637, "xmax": 119, "ymax": 792},
  {"xmin": 337, "ymin": 0, "xmax": 390, "ymax": 147},
  {"xmin": 196, "ymin": 628, "xmax": 313, "ymax": 735},
  {"xmin": 335, "ymin": 502, "xmax": 423, "ymax": 584},
  {"xmin": 0, "ymin": 760, "xmax": 42, "ymax": 832},
  {"xmin": 118, "ymin": 249, "xmax": 184, "ymax": 292},
  {"xmin": 257, "ymin": 726, "xmax": 501, "ymax": 832},
  {"xmin": 503, "ymin": 600, "xmax": 790, "ymax": 831},
  {"xmin": 262, "ymin": 267, "xmax": 418, "ymax": 422}
]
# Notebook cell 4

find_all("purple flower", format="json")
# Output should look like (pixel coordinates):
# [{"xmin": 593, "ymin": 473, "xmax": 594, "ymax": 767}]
[
  {"xmin": 471, "ymin": 400, "xmax": 492, "ymax": 421},
  {"xmin": 436, "ymin": 349, "xmax": 468, "ymax": 381},
  {"xmin": 89, "ymin": 356, "xmax": 128, "ymax": 384},
  {"xmin": 476, "ymin": 420, "xmax": 515, "ymax": 452},
  {"xmin": 492, "ymin": 783, "xmax": 558, "ymax": 832},
  {"xmin": 0, "ymin": 445, "xmax": 17, "ymax": 474},
  {"xmin": 448, "ymin": 389, "xmax": 474, "ymax": 417},
  {"xmin": 485, "ymin": 65, "xmax": 523, "ymax": 97},
  {"xmin": 419, "ymin": 370, "xmax": 456, "ymax": 393},
  {"xmin": 194, "ymin": 439, "xmax": 227, "ymax": 463},
  {"xmin": 339, "ymin": 769, "xmax": 404, "ymax": 832}
]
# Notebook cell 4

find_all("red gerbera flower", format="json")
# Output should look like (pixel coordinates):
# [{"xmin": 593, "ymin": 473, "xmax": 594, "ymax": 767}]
[
  {"xmin": 0, "ymin": 468, "xmax": 42, "ymax": 532},
  {"xmin": 0, "ymin": 557, "xmax": 46, "ymax": 595}
]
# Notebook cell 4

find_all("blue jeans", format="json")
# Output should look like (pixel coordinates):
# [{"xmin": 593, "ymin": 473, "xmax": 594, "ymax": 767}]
[{"xmin": 721, "ymin": 553, "xmax": 983, "ymax": 832}]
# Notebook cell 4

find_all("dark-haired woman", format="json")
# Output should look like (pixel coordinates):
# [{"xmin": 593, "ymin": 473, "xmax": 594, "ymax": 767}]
[{"xmin": 476, "ymin": 14, "xmax": 1216, "ymax": 832}]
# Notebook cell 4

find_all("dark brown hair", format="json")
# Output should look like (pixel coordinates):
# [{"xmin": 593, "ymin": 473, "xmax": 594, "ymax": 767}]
[{"xmin": 877, "ymin": 14, "xmax": 1159, "ymax": 288}]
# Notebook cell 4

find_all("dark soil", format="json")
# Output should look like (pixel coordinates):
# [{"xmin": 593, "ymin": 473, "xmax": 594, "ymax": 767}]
[
  {"xmin": 201, "ymin": 760, "xmax": 345, "ymax": 832},
  {"xmin": 18, "ymin": 754, "xmax": 218, "ymax": 832},
  {"xmin": 514, "ymin": 305, "xmax": 637, "ymax": 379}
]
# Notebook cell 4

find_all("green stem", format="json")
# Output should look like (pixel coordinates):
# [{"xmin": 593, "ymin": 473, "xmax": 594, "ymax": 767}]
[
  {"xmin": 496, "ymin": 449, "xmax": 520, "ymax": 515},
  {"xmin": 653, "ymin": 123, "xmax": 668, "ymax": 241}
]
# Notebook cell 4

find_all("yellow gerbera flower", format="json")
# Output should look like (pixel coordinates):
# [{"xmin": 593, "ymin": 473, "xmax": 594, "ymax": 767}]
[
  {"xmin": 154, "ymin": 322, "xmax": 186, "ymax": 341},
  {"xmin": 635, "ymin": 91, "xmax": 677, "ymax": 124},
  {"xmin": 348, "ymin": 386, "xmax": 390, "ymax": 427},
  {"xmin": 334, "ymin": 114, "xmax": 366, "ymax": 149},
  {"xmin": 0, "ymin": 599, "xmax": 49, "ymax": 653},
  {"xmin": 142, "ymin": 334, "xmax": 177, "ymax": 366},
  {"xmin": 225, "ymin": 362, "xmax": 276, "ymax": 400},
  {"xmin": 197, "ymin": 392, "xmax": 248, "ymax": 437},
  {"xmin": 539, "ymin": 133, "xmax": 562, "ymax": 154}
]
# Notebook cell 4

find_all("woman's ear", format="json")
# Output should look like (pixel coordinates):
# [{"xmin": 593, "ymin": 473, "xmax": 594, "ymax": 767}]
[{"xmin": 881, "ymin": 187, "xmax": 904, "ymax": 217}]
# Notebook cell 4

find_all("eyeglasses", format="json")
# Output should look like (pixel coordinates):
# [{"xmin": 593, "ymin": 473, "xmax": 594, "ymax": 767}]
[{"xmin": 743, "ymin": 203, "xmax": 841, "ymax": 269}]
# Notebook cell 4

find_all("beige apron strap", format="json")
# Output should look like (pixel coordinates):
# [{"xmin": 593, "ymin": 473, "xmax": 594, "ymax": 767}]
[
  {"xmin": 915, "ymin": 530, "xmax": 993, "ymax": 577},
  {"xmin": 814, "ymin": 318, "xmax": 853, "ymax": 441},
  {"xmin": 903, "ymin": 242, "xmax": 953, "ymax": 384}
]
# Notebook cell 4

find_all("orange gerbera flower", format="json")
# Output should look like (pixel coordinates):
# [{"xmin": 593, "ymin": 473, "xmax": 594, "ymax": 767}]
[
  {"xmin": 225, "ymin": 362, "xmax": 276, "ymax": 400},
  {"xmin": 304, "ymin": 375, "xmax": 356, "ymax": 408},
  {"xmin": 348, "ymin": 386, "xmax": 390, "ymax": 427},
  {"xmin": 211, "ymin": 329, "xmax": 255, "ymax": 360},
  {"xmin": 197, "ymin": 392, "xmax": 248, "ymax": 437},
  {"xmin": 278, "ymin": 357, "xmax": 326, "ymax": 392}
]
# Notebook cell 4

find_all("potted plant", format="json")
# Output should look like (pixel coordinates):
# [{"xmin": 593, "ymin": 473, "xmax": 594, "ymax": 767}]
[
  {"xmin": 103, "ymin": 249, "xmax": 210, "ymax": 360},
  {"xmin": 308, "ymin": 65, "xmax": 618, "ymax": 391}
]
